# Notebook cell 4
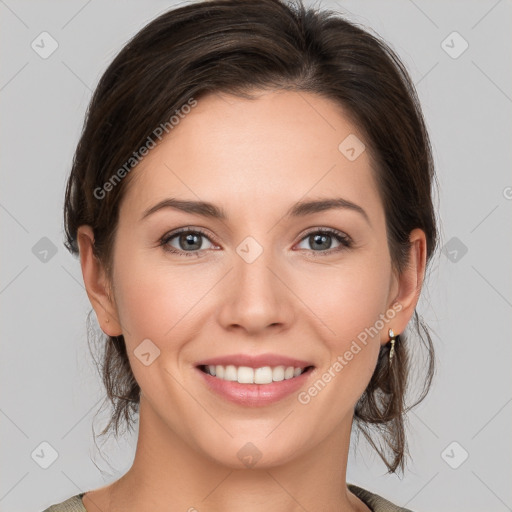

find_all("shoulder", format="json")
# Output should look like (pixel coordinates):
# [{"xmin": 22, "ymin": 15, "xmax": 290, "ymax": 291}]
[
  {"xmin": 41, "ymin": 486, "xmax": 413, "ymax": 512},
  {"xmin": 348, "ymin": 483, "xmax": 415, "ymax": 512},
  {"xmin": 40, "ymin": 493, "xmax": 86, "ymax": 512}
]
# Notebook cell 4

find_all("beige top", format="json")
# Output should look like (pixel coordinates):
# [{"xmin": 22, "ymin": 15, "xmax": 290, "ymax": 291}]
[{"xmin": 41, "ymin": 484, "xmax": 414, "ymax": 511}]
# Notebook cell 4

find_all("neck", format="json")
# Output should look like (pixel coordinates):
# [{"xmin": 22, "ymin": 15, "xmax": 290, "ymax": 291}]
[{"xmin": 99, "ymin": 397, "xmax": 367, "ymax": 512}]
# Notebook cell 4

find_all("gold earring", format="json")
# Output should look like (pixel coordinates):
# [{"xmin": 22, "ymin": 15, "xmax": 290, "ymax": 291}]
[{"xmin": 388, "ymin": 328, "xmax": 397, "ymax": 362}]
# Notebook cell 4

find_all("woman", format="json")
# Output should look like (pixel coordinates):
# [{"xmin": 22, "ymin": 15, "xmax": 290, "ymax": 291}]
[{"xmin": 44, "ymin": 0, "xmax": 437, "ymax": 510}]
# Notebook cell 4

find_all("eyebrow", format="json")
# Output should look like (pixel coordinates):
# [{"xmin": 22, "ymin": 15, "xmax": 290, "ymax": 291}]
[{"xmin": 140, "ymin": 197, "xmax": 371, "ymax": 226}]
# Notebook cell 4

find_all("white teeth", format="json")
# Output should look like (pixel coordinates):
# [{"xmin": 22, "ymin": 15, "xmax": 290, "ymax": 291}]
[
  {"xmin": 284, "ymin": 366, "xmax": 295, "ymax": 379},
  {"xmin": 254, "ymin": 366, "xmax": 273, "ymax": 384},
  {"xmin": 203, "ymin": 364, "xmax": 308, "ymax": 383},
  {"xmin": 224, "ymin": 365, "xmax": 238, "ymax": 381},
  {"xmin": 272, "ymin": 366, "xmax": 285, "ymax": 382},
  {"xmin": 238, "ymin": 366, "xmax": 255, "ymax": 384}
]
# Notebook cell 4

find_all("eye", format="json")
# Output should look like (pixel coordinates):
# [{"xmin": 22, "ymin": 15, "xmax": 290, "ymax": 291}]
[
  {"xmin": 159, "ymin": 226, "xmax": 352, "ymax": 258},
  {"xmin": 160, "ymin": 227, "xmax": 217, "ymax": 257},
  {"xmin": 295, "ymin": 228, "xmax": 352, "ymax": 256}
]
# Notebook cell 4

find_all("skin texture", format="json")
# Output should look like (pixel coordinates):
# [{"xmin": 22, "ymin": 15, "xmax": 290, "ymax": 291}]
[{"xmin": 77, "ymin": 90, "xmax": 426, "ymax": 512}]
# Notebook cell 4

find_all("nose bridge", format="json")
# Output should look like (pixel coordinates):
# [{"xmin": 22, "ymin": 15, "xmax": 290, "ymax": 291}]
[
  {"xmin": 236, "ymin": 240, "xmax": 275, "ymax": 294},
  {"xmin": 218, "ymin": 234, "xmax": 292, "ymax": 333},
  {"xmin": 235, "ymin": 234, "xmax": 280, "ymax": 305}
]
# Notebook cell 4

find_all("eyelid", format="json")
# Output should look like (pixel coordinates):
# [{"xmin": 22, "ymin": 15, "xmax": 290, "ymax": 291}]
[
  {"xmin": 160, "ymin": 226, "xmax": 219, "ymax": 248},
  {"xmin": 298, "ymin": 226, "xmax": 351, "ymax": 241},
  {"xmin": 293, "ymin": 226, "xmax": 352, "ymax": 251}
]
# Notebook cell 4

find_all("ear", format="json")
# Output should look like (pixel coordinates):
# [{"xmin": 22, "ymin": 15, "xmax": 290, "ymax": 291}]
[
  {"xmin": 77, "ymin": 225, "xmax": 122, "ymax": 336},
  {"xmin": 383, "ymin": 228, "xmax": 427, "ymax": 344}
]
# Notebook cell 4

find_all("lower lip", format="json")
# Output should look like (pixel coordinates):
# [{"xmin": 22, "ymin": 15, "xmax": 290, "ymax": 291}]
[{"xmin": 196, "ymin": 366, "xmax": 315, "ymax": 407}]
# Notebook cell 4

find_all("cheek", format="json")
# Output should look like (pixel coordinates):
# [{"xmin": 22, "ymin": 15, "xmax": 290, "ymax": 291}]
[
  {"xmin": 112, "ymin": 249, "xmax": 217, "ymax": 343},
  {"xmin": 111, "ymin": 252, "xmax": 211, "ymax": 399},
  {"xmin": 293, "ymin": 255, "xmax": 391, "ymax": 391},
  {"xmin": 295, "ymin": 255, "xmax": 391, "ymax": 343},
  {"xmin": 294, "ymin": 264, "xmax": 389, "ymax": 410}
]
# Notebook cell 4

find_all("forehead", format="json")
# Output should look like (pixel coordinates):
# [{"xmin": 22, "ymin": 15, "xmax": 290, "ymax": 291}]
[{"xmin": 120, "ymin": 89, "xmax": 382, "ymax": 222}]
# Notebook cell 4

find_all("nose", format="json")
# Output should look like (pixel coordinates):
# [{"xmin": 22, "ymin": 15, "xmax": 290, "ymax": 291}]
[{"xmin": 216, "ymin": 245, "xmax": 295, "ymax": 336}]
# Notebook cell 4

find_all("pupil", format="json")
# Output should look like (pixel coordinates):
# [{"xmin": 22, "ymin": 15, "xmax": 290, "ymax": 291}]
[
  {"xmin": 181, "ymin": 233, "xmax": 201, "ymax": 250},
  {"xmin": 312, "ymin": 233, "xmax": 330, "ymax": 250}
]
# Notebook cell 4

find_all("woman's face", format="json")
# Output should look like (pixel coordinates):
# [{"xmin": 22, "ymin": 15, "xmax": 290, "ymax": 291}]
[{"xmin": 83, "ymin": 89, "xmax": 421, "ymax": 469}]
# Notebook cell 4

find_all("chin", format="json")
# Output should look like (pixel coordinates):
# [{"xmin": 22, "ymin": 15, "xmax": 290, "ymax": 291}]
[{"xmin": 193, "ymin": 431, "xmax": 308, "ymax": 470}]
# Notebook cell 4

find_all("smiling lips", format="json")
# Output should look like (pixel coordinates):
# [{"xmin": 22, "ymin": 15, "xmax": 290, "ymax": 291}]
[
  {"xmin": 195, "ymin": 353, "xmax": 315, "ymax": 401},
  {"xmin": 196, "ymin": 353, "xmax": 314, "ymax": 383},
  {"xmin": 200, "ymin": 364, "xmax": 308, "ymax": 384}
]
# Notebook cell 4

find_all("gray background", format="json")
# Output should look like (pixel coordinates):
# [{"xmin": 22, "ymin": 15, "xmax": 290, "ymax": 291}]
[{"xmin": 1, "ymin": 1, "xmax": 511, "ymax": 511}]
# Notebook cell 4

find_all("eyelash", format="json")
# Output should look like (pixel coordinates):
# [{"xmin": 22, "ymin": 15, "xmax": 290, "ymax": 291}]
[{"xmin": 159, "ymin": 227, "xmax": 353, "ymax": 258}]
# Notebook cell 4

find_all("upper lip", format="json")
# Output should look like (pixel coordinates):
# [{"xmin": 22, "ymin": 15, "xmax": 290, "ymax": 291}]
[{"xmin": 195, "ymin": 353, "xmax": 314, "ymax": 369}]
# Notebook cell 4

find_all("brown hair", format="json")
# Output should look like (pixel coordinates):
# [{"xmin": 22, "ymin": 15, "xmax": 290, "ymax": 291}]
[{"xmin": 64, "ymin": 0, "xmax": 439, "ymax": 474}]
